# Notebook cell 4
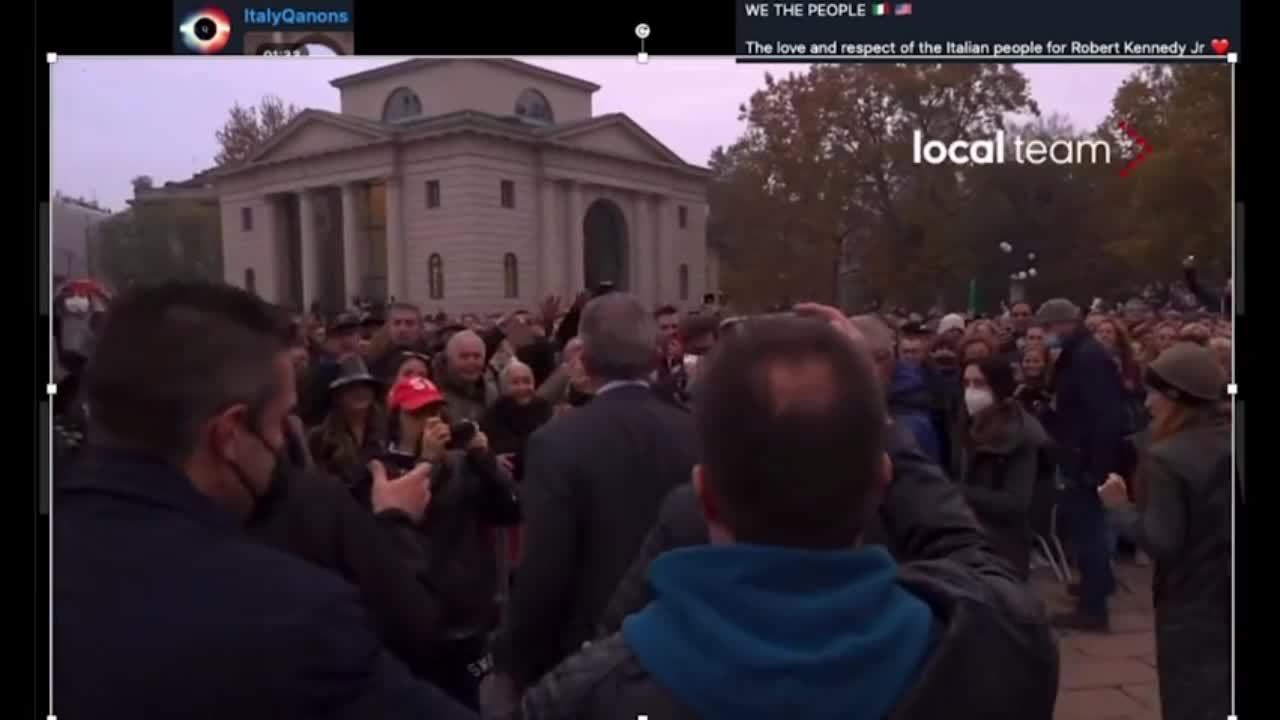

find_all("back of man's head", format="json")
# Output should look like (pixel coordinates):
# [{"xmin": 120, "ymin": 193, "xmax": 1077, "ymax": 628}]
[
  {"xmin": 849, "ymin": 314, "xmax": 895, "ymax": 384},
  {"xmin": 695, "ymin": 317, "xmax": 888, "ymax": 549},
  {"xmin": 580, "ymin": 292, "xmax": 656, "ymax": 382},
  {"xmin": 85, "ymin": 282, "xmax": 284, "ymax": 464}
]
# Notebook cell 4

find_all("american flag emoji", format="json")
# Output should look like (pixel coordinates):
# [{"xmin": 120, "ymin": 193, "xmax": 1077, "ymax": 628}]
[{"xmin": 894, "ymin": 3, "xmax": 913, "ymax": 14}]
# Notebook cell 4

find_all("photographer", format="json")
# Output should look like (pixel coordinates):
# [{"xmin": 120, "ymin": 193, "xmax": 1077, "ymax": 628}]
[{"xmin": 382, "ymin": 376, "xmax": 522, "ymax": 709}]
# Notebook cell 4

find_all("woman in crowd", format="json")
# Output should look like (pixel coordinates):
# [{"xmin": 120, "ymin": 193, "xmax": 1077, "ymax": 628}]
[
  {"xmin": 307, "ymin": 356, "xmax": 386, "ymax": 490},
  {"xmin": 482, "ymin": 360, "xmax": 555, "ymax": 481},
  {"xmin": 481, "ymin": 360, "xmax": 555, "ymax": 584},
  {"xmin": 1015, "ymin": 345, "xmax": 1053, "ymax": 422},
  {"xmin": 1097, "ymin": 318, "xmax": 1146, "ymax": 427},
  {"xmin": 1154, "ymin": 321, "xmax": 1180, "ymax": 355},
  {"xmin": 1179, "ymin": 322, "xmax": 1212, "ymax": 346},
  {"xmin": 385, "ymin": 376, "xmax": 522, "ymax": 709},
  {"xmin": 1098, "ymin": 343, "xmax": 1230, "ymax": 720},
  {"xmin": 952, "ymin": 357, "xmax": 1047, "ymax": 579}
]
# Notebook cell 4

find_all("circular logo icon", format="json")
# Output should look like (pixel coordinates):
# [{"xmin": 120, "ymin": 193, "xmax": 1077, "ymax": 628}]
[
  {"xmin": 635, "ymin": 23, "xmax": 651, "ymax": 40},
  {"xmin": 178, "ymin": 7, "xmax": 232, "ymax": 54}
]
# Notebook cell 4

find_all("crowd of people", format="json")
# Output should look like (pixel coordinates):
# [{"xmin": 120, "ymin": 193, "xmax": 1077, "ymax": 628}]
[{"xmin": 50, "ymin": 261, "xmax": 1233, "ymax": 720}]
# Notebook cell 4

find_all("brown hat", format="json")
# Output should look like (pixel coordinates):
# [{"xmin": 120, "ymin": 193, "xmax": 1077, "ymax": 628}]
[
  {"xmin": 1147, "ymin": 342, "xmax": 1225, "ymax": 403},
  {"xmin": 1035, "ymin": 298, "xmax": 1080, "ymax": 325}
]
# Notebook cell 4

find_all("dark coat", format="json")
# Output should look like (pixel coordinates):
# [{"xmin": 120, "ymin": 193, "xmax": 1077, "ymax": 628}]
[
  {"xmin": 1121, "ymin": 418, "xmax": 1231, "ymax": 720},
  {"xmin": 54, "ymin": 450, "xmax": 474, "ymax": 720},
  {"xmin": 1044, "ymin": 326, "xmax": 1129, "ymax": 488},
  {"xmin": 489, "ymin": 384, "xmax": 698, "ymax": 688},
  {"xmin": 955, "ymin": 401, "xmax": 1048, "ymax": 578},
  {"xmin": 889, "ymin": 361, "xmax": 945, "ymax": 464},
  {"xmin": 480, "ymin": 396, "xmax": 555, "ymax": 472},
  {"xmin": 515, "ymin": 423, "xmax": 1058, "ymax": 720},
  {"xmin": 244, "ymin": 467, "xmax": 447, "ymax": 681}
]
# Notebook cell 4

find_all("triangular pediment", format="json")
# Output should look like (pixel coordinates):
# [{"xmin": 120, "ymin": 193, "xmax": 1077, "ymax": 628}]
[
  {"xmin": 250, "ymin": 110, "xmax": 388, "ymax": 163},
  {"xmin": 546, "ymin": 114, "xmax": 686, "ymax": 166}
]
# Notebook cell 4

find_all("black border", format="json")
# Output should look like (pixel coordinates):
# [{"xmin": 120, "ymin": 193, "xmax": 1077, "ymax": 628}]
[{"xmin": 30, "ymin": 0, "xmax": 49, "ymax": 714}]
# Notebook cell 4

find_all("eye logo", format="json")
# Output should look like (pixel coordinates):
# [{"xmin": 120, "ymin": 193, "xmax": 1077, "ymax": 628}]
[{"xmin": 178, "ymin": 7, "xmax": 231, "ymax": 54}]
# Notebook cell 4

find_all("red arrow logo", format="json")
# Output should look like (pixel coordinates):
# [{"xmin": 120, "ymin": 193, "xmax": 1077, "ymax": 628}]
[{"xmin": 1117, "ymin": 120, "xmax": 1152, "ymax": 177}]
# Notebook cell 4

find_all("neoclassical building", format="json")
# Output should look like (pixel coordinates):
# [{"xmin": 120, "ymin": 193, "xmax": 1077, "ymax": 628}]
[{"xmin": 211, "ymin": 58, "xmax": 716, "ymax": 313}]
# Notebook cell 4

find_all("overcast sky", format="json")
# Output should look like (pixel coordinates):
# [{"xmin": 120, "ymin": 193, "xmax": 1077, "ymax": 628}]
[{"xmin": 51, "ymin": 58, "xmax": 1137, "ymax": 212}]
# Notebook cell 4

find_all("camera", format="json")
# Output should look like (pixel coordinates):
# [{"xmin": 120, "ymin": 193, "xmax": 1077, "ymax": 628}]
[{"xmin": 448, "ymin": 419, "xmax": 479, "ymax": 450}]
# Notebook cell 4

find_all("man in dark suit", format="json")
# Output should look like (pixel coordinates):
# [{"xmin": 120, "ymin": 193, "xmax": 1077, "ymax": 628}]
[
  {"xmin": 54, "ymin": 282, "xmax": 472, "ymax": 720},
  {"xmin": 488, "ymin": 291, "xmax": 698, "ymax": 692}
]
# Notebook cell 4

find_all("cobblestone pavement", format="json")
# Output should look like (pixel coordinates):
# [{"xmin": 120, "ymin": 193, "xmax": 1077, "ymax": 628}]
[{"xmin": 1036, "ymin": 562, "xmax": 1161, "ymax": 720}]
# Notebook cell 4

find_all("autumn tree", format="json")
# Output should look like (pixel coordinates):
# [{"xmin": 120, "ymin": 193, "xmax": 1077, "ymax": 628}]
[
  {"xmin": 709, "ymin": 64, "xmax": 1039, "ymax": 309},
  {"xmin": 95, "ymin": 200, "xmax": 222, "ymax": 288},
  {"xmin": 1097, "ymin": 64, "xmax": 1230, "ymax": 282},
  {"xmin": 214, "ymin": 94, "xmax": 301, "ymax": 166}
]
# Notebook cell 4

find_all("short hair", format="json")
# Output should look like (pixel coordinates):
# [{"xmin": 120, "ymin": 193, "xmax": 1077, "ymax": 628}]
[
  {"xmin": 679, "ymin": 314, "xmax": 720, "ymax": 344},
  {"xmin": 85, "ymin": 282, "xmax": 284, "ymax": 463},
  {"xmin": 695, "ymin": 317, "xmax": 887, "ymax": 549},
  {"xmin": 389, "ymin": 302, "xmax": 421, "ymax": 317},
  {"xmin": 848, "ymin": 314, "xmax": 894, "ymax": 361},
  {"xmin": 653, "ymin": 305, "xmax": 679, "ymax": 319},
  {"xmin": 446, "ymin": 329, "xmax": 484, "ymax": 357},
  {"xmin": 579, "ymin": 293, "xmax": 656, "ymax": 381},
  {"xmin": 500, "ymin": 359, "xmax": 534, "ymax": 392}
]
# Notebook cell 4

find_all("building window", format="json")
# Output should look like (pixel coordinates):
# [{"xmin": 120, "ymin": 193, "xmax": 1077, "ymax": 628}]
[
  {"xmin": 382, "ymin": 87, "xmax": 423, "ymax": 123},
  {"xmin": 678, "ymin": 264, "xmax": 690, "ymax": 301},
  {"xmin": 500, "ymin": 180, "xmax": 515, "ymax": 209},
  {"xmin": 426, "ymin": 180, "xmax": 441, "ymax": 209},
  {"xmin": 244, "ymin": 268, "xmax": 256, "ymax": 295},
  {"xmin": 428, "ymin": 253, "xmax": 444, "ymax": 299},
  {"xmin": 503, "ymin": 253, "xmax": 519, "ymax": 298},
  {"xmin": 678, "ymin": 205, "xmax": 688, "ymax": 229},
  {"xmin": 513, "ymin": 88, "xmax": 554, "ymax": 123},
  {"xmin": 241, "ymin": 207, "xmax": 253, "ymax": 231}
]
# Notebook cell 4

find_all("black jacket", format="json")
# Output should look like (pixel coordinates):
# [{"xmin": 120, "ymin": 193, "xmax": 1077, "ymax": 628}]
[
  {"xmin": 517, "ymin": 423, "xmax": 1058, "ymax": 720},
  {"xmin": 245, "ymin": 467, "xmax": 447, "ymax": 680},
  {"xmin": 490, "ymin": 384, "xmax": 698, "ymax": 687},
  {"xmin": 54, "ymin": 450, "xmax": 474, "ymax": 720},
  {"xmin": 1044, "ymin": 326, "xmax": 1129, "ymax": 488},
  {"xmin": 1118, "ymin": 418, "xmax": 1231, "ymax": 720},
  {"xmin": 954, "ymin": 402, "xmax": 1048, "ymax": 579},
  {"xmin": 481, "ymin": 396, "xmax": 556, "ymax": 476}
]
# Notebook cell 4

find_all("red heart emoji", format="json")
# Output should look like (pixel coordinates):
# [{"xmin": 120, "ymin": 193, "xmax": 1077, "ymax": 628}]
[{"xmin": 1211, "ymin": 38, "xmax": 1230, "ymax": 54}]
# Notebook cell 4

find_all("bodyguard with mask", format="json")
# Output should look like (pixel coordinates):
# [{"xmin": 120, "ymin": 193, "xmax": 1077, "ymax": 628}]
[
  {"xmin": 54, "ymin": 282, "xmax": 475, "ymax": 719},
  {"xmin": 1035, "ymin": 297, "xmax": 1130, "ymax": 632}
]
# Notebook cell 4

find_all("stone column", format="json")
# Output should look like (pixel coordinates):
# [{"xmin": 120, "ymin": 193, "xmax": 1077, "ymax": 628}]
[
  {"xmin": 341, "ymin": 183, "xmax": 361, "ymax": 307},
  {"xmin": 567, "ymin": 182, "xmax": 585, "ymax": 294},
  {"xmin": 256, "ymin": 195, "xmax": 279, "ymax": 303},
  {"xmin": 539, "ymin": 180, "xmax": 559, "ymax": 298},
  {"xmin": 297, "ymin": 189, "xmax": 319, "ymax": 311},
  {"xmin": 385, "ymin": 177, "xmax": 405, "ymax": 301},
  {"xmin": 653, "ymin": 195, "xmax": 673, "ymax": 303},
  {"xmin": 631, "ymin": 193, "xmax": 652, "ymax": 305}
]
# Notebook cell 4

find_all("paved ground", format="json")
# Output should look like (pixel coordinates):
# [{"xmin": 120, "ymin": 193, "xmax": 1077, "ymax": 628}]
[{"xmin": 1036, "ymin": 562, "xmax": 1161, "ymax": 720}]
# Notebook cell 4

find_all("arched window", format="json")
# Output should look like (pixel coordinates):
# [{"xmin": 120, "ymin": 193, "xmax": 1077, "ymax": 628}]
[
  {"xmin": 382, "ymin": 87, "xmax": 422, "ymax": 123},
  {"xmin": 513, "ymin": 88, "xmax": 554, "ymax": 123},
  {"xmin": 503, "ymin": 253, "xmax": 519, "ymax": 299},
  {"xmin": 678, "ymin": 264, "xmax": 690, "ymax": 301},
  {"xmin": 244, "ymin": 268, "xmax": 256, "ymax": 295},
  {"xmin": 428, "ymin": 254, "xmax": 444, "ymax": 299}
]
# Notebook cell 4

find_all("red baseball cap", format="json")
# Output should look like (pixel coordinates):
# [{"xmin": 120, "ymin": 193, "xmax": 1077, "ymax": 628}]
[{"xmin": 388, "ymin": 376, "xmax": 445, "ymax": 413}]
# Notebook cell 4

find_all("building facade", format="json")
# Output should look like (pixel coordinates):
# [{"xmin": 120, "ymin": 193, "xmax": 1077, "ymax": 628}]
[{"xmin": 212, "ymin": 58, "xmax": 714, "ymax": 313}]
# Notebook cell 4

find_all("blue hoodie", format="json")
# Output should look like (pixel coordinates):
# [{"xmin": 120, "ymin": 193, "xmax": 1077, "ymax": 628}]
[
  {"xmin": 889, "ymin": 361, "xmax": 944, "ymax": 463},
  {"xmin": 623, "ymin": 544, "xmax": 937, "ymax": 720}
]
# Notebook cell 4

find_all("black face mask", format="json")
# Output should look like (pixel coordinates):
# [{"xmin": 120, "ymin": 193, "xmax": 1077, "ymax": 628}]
[{"xmin": 227, "ymin": 425, "xmax": 286, "ymax": 521}]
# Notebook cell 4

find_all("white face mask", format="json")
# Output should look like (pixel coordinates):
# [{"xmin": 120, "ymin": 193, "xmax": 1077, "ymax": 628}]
[{"xmin": 964, "ymin": 387, "xmax": 995, "ymax": 416}]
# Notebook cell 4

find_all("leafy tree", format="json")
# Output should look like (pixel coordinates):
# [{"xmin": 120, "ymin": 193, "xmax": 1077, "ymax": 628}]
[
  {"xmin": 95, "ymin": 200, "xmax": 223, "ymax": 288},
  {"xmin": 1098, "ymin": 64, "xmax": 1230, "ymax": 281},
  {"xmin": 709, "ymin": 64, "xmax": 1038, "ymax": 308},
  {"xmin": 214, "ymin": 95, "xmax": 301, "ymax": 166}
]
